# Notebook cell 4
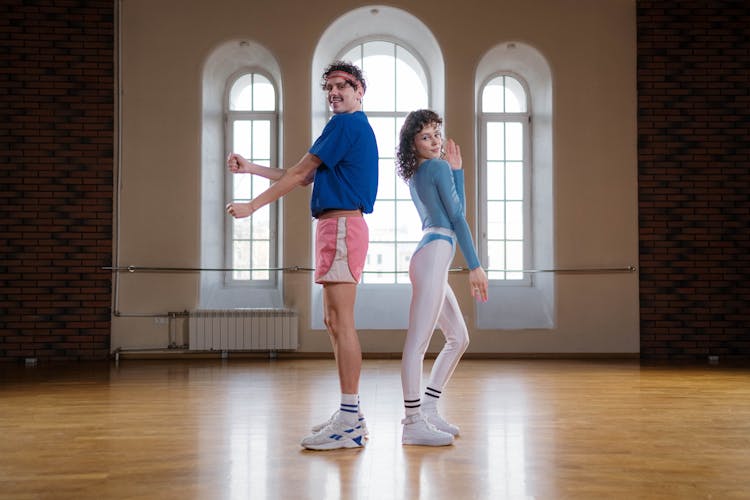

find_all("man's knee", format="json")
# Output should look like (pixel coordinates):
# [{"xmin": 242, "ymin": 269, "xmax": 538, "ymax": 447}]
[
  {"xmin": 323, "ymin": 312, "xmax": 338, "ymax": 335},
  {"xmin": 323, "ymin": 309, "xmax": 355, "ymax": 337}
]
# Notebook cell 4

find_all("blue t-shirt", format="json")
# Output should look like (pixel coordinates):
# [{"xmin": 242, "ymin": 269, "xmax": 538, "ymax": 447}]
[
  {"xmin": 308, "ymin": 111, "xmax": 379, "ymax": 218},
  {"xmin": 409, "ymin": 158, "xmax": 481, "ymax": 270}
]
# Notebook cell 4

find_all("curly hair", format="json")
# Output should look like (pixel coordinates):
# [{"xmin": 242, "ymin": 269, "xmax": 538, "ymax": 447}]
[
  {"xmin": 321, "ymin": 60, "xmax": 367, "ymax": 93},
  {"xmin": 396, "ymin": 109, "xmax": 443, "ymax": 181}
]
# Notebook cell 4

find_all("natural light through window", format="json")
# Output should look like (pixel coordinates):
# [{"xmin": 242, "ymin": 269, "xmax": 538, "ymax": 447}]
[
  {"xmin": 339, "ymin": 41, "xmax": 429, "ymax": 284},
  {"xmin": 227, "ymin": 73, "xmax": 277, "ymax": 282},
  {"xmin": 481, "ymin": 75, "xmax": 529, "ymax": 281}
]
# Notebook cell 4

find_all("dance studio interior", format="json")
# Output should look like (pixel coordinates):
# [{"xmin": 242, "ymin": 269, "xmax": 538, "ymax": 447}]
[{"xmin": 1, "ymin": 0, "xmax": 748, "ymax": 498}]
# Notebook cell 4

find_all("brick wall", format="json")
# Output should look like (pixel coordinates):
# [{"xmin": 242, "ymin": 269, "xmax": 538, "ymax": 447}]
[
  {"xmin": 638, "ymin": 1, "xmax": 750, "ymax": 360},
  {"xmin": 0, "ymin": 0, "xmax": 114, "ymax": 361}
]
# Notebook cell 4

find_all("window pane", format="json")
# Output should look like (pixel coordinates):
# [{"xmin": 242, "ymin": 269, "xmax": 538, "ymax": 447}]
[
  {"xmin": 506, "ymin": 201, "xmax": 523, "ymax": 240},
  {"xmin": 234, "ymin": 121, "xmax": 253, "ymax": 158},
  {"xmin": 396, "ymin": 46, "xmax": 428, "ymax": 111},
  {"xmin": 252, "ymin": 74, "xmax": 275, "ymax": 111},
  {"xmin": 340, "ymin": 45, "xmax": 361, "ymax": 65},
  {"xmin": 252, "ymin": 205, "xmax": 270, "ymax": 239},
  {"xmin": 396, "ymin": 243, "xmax": 414, "ymax": 284},
  {"xmin": 251, "ymin": 242, "xmax": 270, "ymax": 280},
  {"xmin": 378, "ymin": 159, "xmax": 396, "ymax": 199},
  {"xmin": 486, "ymin": 122, "xmax": 505, "ymax": 161},
  {"xmin": 230, "ymin": 75, "xmax": 254, "ymax": 110},
  {"xmin": 234, "ymin": 174, "xmax": 252, "ymax": 200},
  {"xmin": 230, "ymin": 73, "xmax": 276, "ymax": 111},
  {"xmin": 233, "ymin": 218, "xmax": 251, "ymax": 239},
  {"xmin": 364, "ymin": 242, "xmax": 395, "ymax": 284},
  {"xmin": 506, "ymin": 241, "xmax": 524, "ymax": 279},
  {"xmin": 395, "ymin": 115, "xmax": 406, "ymax": 140},
  {"xmin": 506, "ymin": 122, "xmax": 523, "ymax": 161},
  {"xmin": 366, "ymin": 201, "xmax": 395, "ymax": 242},
  {"xmin": 252, "ymin": 120, "xmax": 271, "ymax": 160},
  {"xmin": 482, "ymin": 77, "xmax": 503, "ymax": 113},
  {"xmin": 362, "ymin": 41, "xmax": 395, "ymax": 112},
  {"xmin": 370, "ymin": 117, "xmax": 397, "ymax": 162},
  {"xmin": 503, "ymin": 76, "xmax": 527, "ymax": 113},
  {"xmin": 487, "ymin": 201, "xmax": 505, "ymax": 239},
  {"xmin": 396, "ymin": 200, "xmax": 422, "ymax": 242},
  {"xmin": 486, "ymin": 161, "xmax": 505, "ymax": 200},
  {"xmin": 506, "ymin": 162, "xmax": 523, "ymax": 200},
  {"xmin": 233, "ymin": 241, "xmax": 250, "ymax": 279},
  {"xmin": 396, "ymin": 176, "xmax": 412, "ymax": 199},
  {"xmin": 487, "ymin": 240, "xmax": 505, "ymax": 279}
]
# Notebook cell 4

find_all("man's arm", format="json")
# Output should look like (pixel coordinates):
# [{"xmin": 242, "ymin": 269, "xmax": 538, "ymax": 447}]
[
  {"xmin": 227, "ymin": 153, "xmax": 285, "ymax": 182},
  {"xmin": 226, "ymin": 153, "xmax": 321, "ymax": 218}
]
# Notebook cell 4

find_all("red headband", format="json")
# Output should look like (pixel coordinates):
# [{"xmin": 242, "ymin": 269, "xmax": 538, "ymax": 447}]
[{"xmin": 326, "ymin": 70, "xmax": 361, "ymax": 89}]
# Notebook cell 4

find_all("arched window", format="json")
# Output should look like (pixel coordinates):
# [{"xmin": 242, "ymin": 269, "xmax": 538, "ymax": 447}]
[
  {"xmin": 475, "ymin": 42, "xmax": 554, "ymax": 329},
  {"xmin": 225, "ymin": 72, "xmax": 279, "ymax": 284},
  {"xmin": 338, "ymin": 41, "xmax": 428, "ymax": 284},
  {"xmin": 479, "ymin": 74, "xmax": 531, "ymax": 283},
  {"xmin": 200, "ymin": 41, "xmax": 283, "ymax": 309}
]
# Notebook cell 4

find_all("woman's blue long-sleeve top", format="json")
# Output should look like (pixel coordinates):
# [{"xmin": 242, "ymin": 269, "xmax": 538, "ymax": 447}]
[{"xmin": 409, "ymin": 158, "xmax": 481, "ymax": 270}]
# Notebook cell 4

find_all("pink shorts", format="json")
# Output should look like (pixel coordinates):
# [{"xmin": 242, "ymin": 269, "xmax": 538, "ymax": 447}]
[{"xmin": 314, "ymin": 216, "xmax": 369, "ymax": 284}]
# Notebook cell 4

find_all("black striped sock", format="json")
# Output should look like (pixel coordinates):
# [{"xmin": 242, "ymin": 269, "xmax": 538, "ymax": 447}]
[
  {"xmin": 404, "ymin": 398, "xmax": 421, "ymax": 409},
  {"xmin": 404, "ymin": 398, "xmax": 421, "ymax": 417},
  {"xmin": 340, "ymin": 393, "xmax": 359, "ymax": 426},
  {"xmin": 425, "ymin": 386, "xmax": 442, "ymax": 400},
  {"xmin": 340, "ymin": 402, "xmax": 358, "ymax": 414}
]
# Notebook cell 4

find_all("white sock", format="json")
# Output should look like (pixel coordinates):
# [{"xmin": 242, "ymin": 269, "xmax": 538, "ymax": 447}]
[
  {"xmin": 423, "ymin": 386, "xmax": 441, "ymax": 413},
  {"xmin": 404, "ymin": 397, "xmax": 421, "ymax": 418},
  {"xmin": 340, "ymin": 393, "xmax": 359, "ymax": 426}
]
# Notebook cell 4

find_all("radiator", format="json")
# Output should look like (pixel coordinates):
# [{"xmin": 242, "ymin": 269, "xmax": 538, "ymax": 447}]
[{"xmin": 188, "ymin": 309, "xmax": 298, "ymax": 351}]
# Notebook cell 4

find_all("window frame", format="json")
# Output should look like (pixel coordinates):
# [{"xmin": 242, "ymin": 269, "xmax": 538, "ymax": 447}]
[
  {"xmin": 223, "ymin": 68, "xmax": 280, "ymax": 288},
  {"xmin": 478, "ymin": 72, "xmax": 533, "ymax": 286}
]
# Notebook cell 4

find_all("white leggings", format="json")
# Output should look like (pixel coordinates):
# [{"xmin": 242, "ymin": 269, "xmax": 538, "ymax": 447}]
[{"xmin": 401, "ymin": 238, "xmax": 470, "ymax": 404}]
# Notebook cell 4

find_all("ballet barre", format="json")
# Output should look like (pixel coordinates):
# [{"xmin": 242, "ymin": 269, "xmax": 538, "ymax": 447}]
[{"xmin": 103, "ymin": 265, "xmax": 637, "ymax": 274}]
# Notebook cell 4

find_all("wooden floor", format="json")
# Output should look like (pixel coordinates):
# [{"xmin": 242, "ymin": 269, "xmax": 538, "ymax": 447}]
[{"xmin": 1, "ymin": 358, "xmax": 749, "ymax": 500}]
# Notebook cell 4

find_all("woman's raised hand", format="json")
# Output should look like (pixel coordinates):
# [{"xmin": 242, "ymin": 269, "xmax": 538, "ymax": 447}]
[{"xmin": 445, "ymin": 139, "xmax": 462, "ymax": 170}]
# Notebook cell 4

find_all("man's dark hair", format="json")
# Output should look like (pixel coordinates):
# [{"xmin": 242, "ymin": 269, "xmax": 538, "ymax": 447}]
[{"xmin": 321, "ymin": 60, "xmax": 367, "ymax": 93}]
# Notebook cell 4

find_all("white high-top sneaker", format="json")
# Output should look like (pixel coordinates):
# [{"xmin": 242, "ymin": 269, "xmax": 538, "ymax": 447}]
[
  {"xmin": 424, "ymin": 411, "xmax": 460, "ymax": 436},
  {"xmin": 401, "ymin": 413, "xmax": 454, "ymax": 446}
]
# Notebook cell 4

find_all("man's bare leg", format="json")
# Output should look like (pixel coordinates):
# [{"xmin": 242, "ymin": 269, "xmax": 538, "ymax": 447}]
[{"xmin": 322, "ymin": 282, "xmax": 361, "ymax": 394}]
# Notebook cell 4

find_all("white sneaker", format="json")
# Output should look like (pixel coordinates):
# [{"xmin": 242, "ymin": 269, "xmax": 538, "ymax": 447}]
[
  {"xmin": 424, "ymin": 411, "xmax": 460, "ymax": 436},
  {"xmin": 311, "ymin": 410, "xmax": 369, "ymax": 436},
  {"xmin": 301, "ymin": 415, "xmax": 366, "ymax": 451},
  {"xmin": 401, "ymin": 413, "xmax": 454, "ymax": 446}
]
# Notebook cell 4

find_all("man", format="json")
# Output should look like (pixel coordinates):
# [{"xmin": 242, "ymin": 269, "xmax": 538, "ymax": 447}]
[{"xmin": 226, "ymin": 61, "xmax": 378, "ymax": 450}]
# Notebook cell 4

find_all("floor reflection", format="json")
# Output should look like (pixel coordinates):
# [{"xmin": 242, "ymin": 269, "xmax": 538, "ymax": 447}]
[{"xmin": 3, "ymin": 359, "xmax": 747, "ymax": 499}]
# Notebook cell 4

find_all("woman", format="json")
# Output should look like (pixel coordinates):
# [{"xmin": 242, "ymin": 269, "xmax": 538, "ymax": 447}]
[{"xmin": 396, "ymin": 109, "xmax": 488, "ymax": 446}]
